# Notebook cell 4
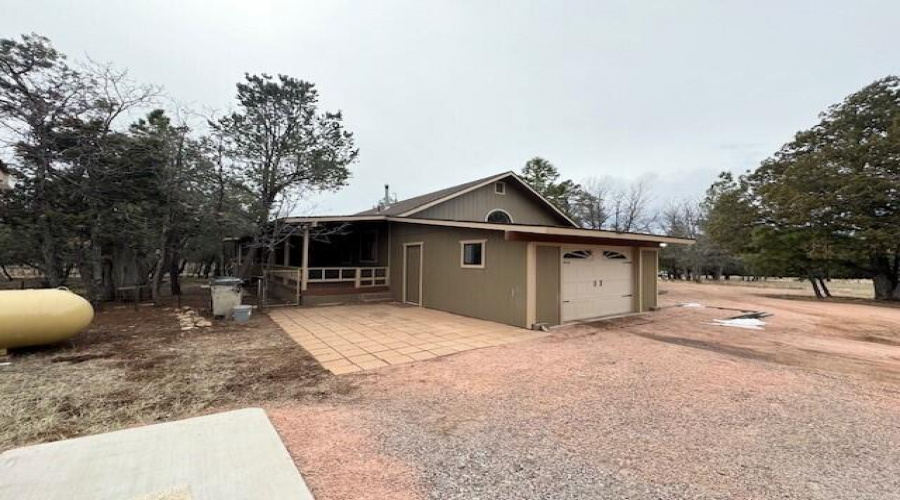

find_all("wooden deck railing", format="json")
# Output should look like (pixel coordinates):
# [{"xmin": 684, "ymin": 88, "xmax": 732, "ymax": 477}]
[
  {"xmin": 263, "ymin": 265, "xmax": 390, "ymax": 289},
  {"xmin": 306, "ymin": 266, "xmax": 390, "ymax": 288}
]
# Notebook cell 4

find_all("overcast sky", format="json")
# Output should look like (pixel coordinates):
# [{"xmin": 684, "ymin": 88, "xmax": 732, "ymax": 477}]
[{"xmin": 5, "ymin": 0, "xmax": 900, "ymax": 214}]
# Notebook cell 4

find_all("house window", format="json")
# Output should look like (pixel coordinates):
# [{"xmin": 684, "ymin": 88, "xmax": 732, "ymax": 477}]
[
  {"xmin": 486, "ymin": 209, "xmax": 512, "ymax": 224},
  {"xmin": 494, "ymin": 181, "xmax": 506, "ymax": 195},
  {"xmin": 460, "ymin": 240, "xmax": 486, "ymax": 268},
  {"xmin": 360, "ymin": 231, "xmax": 378, "ymax": 263}
]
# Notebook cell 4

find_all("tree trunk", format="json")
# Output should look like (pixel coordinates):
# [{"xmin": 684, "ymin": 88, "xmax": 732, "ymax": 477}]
[
  {"xmin": 871, "ymin": 253, "xmax": 900, "ymax": 301},
  {"xmin": 87, "ymin": 216, "xmax": 105, "ymax": 305},
  {"xmin": 872, "ymin": 273, "xmax": 899, "ymax": 301},
  {"xmin": 102, "ymin": 258, "xmax": 115, "ymax": 302},
  {"xmin": 150, "ymin": 218, "xmax": 170, "ymax": 305},
  {"xmin": 33, "ymin": 135, "xmax": 63, "ymax": 288},
  {"xmin": 38, "ymin": 213, "xmax": 62, "ymax": 287},
  {"xmin": 808, "ymin": 275, "xmax": 824, "ymax": 299},
  {"xmin": 817, "ymin": 277, "xmax": 832, "ymax": 298},
  {"xmin": 169, "ymin": 230, "xmax": 182, "ymax": 297},
  {"xmin": 169, "ymin": 255, "xmax": 181, "ymax": 296}
]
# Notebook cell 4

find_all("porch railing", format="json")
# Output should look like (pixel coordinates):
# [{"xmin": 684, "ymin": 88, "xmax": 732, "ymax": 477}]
[
  {"xmin": 266, "ymin": 265, "xmax": 303, "ymax": 285},
  {"xmin": 264, "ymin": 265, "xmax": 390, "ymax": 289},
  {"xmin": 306, "ymin": 266, "xmax": 389, "ymax": 288}
]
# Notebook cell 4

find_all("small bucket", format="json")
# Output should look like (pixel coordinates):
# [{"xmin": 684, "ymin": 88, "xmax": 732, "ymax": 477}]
[{"xmin": 232, "ymin": 305, "xmax": 253, "ymax": 323}]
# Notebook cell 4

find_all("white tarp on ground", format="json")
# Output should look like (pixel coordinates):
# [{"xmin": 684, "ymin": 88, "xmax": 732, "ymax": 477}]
[
  {"xmin": 0, "ymin": 408, "xmax": 313, "ymax": 500},
  {"xmin": 710, "ymin": 317, "xmax": 767, "ymax": 330}
]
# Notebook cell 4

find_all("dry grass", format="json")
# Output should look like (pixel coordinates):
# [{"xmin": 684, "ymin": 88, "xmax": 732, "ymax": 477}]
[{"xmin": 0, "ymin": 289, "xmax": 349, "ymax": 452}]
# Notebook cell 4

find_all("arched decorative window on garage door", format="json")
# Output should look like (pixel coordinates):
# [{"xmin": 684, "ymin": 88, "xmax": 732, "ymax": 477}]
[
  {"xmin": 602, "ymin": 250, "xmax": 629, "ymax": 261},
  {"xmin": 563, "ymin": 250, "xmax": 592, "ymax": 259}
]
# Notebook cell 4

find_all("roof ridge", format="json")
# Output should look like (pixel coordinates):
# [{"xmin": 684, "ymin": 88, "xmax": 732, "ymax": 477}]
[{"xmin": 355, "ymin": 171, "xmax": 512, "ymax": 216}]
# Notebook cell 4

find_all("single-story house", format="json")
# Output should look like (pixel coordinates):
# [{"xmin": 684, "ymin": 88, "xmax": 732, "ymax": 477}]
[{"xmin": 244, "ymin": 171, "xmax": 692, "ymax": 329}]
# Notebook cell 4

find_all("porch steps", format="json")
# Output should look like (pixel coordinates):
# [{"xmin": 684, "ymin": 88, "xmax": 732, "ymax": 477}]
[{"xmin": 360, "ymin": 292, "xmax": 394, "ymax": 303}]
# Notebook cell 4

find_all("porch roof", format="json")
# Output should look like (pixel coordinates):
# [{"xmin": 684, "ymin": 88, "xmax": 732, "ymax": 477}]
[{"xmin": 280, "ymin": 215, "xmax": 694, "ymax": 246}]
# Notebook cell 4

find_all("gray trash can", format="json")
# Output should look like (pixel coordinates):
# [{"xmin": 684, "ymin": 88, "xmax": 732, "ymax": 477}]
[{"xmin": 210, "ymin": 277, "xmax": 243, "ymax": 318}]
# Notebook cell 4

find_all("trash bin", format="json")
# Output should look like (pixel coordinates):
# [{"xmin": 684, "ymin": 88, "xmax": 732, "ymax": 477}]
[{"xmin": 210, "ymin": 277, "xmax": 243, "ymax": 318}]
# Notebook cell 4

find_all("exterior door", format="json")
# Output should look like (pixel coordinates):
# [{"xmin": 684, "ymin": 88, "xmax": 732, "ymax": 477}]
[
  {"xmin": 561, "ymin": 247, "xmax": 633, "ymax": 321},
  {"xmin": 404, "ymin": 244, "xmax": 422, "ymax": 305}
]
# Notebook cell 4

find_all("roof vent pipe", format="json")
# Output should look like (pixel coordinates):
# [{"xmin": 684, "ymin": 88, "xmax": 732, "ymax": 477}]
[{"xmin": 383, "ymin": 184, "xmax": 390, "ymax": 205}]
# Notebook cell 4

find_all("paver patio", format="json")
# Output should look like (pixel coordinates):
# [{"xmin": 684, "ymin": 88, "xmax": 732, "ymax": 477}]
[{"xmin": 268, "ymin": 303, "xmax": 546, "ymax": 374}]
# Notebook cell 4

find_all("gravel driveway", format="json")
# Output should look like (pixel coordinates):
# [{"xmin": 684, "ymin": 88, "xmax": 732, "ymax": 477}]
[{"xmin": 269, "ymin": 287, "xmax": 900, "ymax": 500}]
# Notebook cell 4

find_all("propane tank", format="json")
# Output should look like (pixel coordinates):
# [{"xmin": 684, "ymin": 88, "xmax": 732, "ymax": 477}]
[{"xmin": 0, "ymin": 288, "xmax": 94, "ymax": 350}]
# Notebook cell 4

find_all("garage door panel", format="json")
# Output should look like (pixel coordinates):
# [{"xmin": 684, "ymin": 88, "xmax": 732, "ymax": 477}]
[{"xmin": 561, "ymin": 247, "xmax": 634, "ymax": 322}]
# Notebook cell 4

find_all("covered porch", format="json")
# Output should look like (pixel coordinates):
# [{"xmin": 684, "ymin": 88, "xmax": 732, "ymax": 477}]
[{"xmin": 238, "ymin": 220, "xmax": 391, "ymax": 304}]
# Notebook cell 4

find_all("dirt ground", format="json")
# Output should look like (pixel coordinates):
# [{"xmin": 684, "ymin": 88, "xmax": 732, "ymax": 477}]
[
  {"xmin": 4, "ymin": 280, "xmax": 900, "ymax": 498},
  {"xmin": 268, "ymin": 282, "xmax": 900, "ymax": 500},
  {"xmin": 0, "ymin": 284, "xmax": 344, "ymax": 451},
  {"xmin": 695, "ymin": 277, "xmax": 875, "ymax": 298},
  {"xmin": 655, "ymin": 281, "xmax": 900, "ymax": 383}
]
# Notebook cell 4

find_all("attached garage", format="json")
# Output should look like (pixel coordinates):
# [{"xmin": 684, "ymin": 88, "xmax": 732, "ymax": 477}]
[{"xmin": 527, "ymin": 237, "xmax": 671, "ymax": 328}]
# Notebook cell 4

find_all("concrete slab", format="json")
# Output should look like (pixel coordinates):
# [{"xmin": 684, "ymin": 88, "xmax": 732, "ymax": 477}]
[{"xmin": 0, "ymin": 408, "xmax": 313, "ymax": 500}]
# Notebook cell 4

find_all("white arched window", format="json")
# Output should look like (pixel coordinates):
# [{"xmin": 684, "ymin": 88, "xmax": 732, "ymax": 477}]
[{"xmin": 485, "ymin": 209, "xmax": 513, "ymax": 224}]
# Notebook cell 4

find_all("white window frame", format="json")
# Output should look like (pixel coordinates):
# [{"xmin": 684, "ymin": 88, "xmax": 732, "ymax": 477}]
[
  {"xmin": 459, "ymin": 239, "xmax": 487, "ymax": 269},
  {"xmin": 485, "ymin": 208, "xmax": 513, "ymax": 224},
  {"xmin": 494, "ymin": 181, "xmax": 506, "ymax": 195}
]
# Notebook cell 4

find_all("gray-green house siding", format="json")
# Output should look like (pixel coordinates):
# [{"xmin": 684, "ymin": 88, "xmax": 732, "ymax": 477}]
[
  {"xmin": 413, "ymin": 180, "xmax": 570, "ymax": 226},
  {"xmin": 389, "ymin": 222, "xmax": 529, "ymax": 327}
]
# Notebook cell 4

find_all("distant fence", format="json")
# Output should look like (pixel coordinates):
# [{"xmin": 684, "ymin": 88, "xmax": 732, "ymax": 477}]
[{"xmin": 2, "ymin": 266, "xmax": 45, "ymax": 279}]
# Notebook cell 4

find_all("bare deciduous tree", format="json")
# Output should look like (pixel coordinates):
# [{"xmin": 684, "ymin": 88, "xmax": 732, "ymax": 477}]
[{"xmin": 575, "ymin": 176, "xmax": 656, "ymax": 233}]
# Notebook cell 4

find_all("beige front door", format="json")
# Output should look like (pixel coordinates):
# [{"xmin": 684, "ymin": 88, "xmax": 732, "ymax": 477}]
[{"xmin": 404, "ymin": 244, "xmax": 422, "ymax": 305}]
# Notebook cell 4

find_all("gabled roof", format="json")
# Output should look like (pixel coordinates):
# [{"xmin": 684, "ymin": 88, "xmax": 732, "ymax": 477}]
[
  {"xmin": 355, "ymin": 172, "xmax": 501, "ymax": 216},
  {"xmin": 355, "ymin": 171, "xmax": 579, "ymax": 227}
]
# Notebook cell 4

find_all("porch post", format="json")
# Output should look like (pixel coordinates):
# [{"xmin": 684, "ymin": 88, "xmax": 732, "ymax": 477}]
[
  {"xmin": 301, "ymin": 226, "xmax": 310, "ymax": 291},
  {"xmin": 526, "ymin": 241, "xmax": 537, "ymax": 328},
  {"xmin": 283, "ymin": 238, "xmax": 290, "ymax": 267},
  {"xmin": 634, "ymin": 247, "xmax": 643, "ymax": 313}
]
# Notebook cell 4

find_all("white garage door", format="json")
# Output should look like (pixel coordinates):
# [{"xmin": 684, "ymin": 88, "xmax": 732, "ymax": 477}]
[{"xmin": 561, "ymin": 246, "xmax": 634, "ymax": 322}]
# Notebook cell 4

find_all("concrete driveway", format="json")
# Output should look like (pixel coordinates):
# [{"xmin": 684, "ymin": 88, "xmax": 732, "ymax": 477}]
[{"xmin": 268, "ymin": 304, "xmax": 546, "ymax": 374}]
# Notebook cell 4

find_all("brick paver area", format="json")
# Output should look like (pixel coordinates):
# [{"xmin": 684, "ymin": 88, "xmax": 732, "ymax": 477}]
[{"xmin": 268, "ymin": 304, "xmax": 546, "ymax": 374}]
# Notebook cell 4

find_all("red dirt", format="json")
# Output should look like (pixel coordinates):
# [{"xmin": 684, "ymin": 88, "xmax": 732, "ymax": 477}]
[
  {"xmin": 269, "ymin": 281, "xmax": 900, "ymax": 499},
  {"xmin": 268, "ymin": 406, "xmax": 424, "ymax": 500},
  {"xmin": 655, "ymin": 281, "xmax": 900, "ymax": 383}
]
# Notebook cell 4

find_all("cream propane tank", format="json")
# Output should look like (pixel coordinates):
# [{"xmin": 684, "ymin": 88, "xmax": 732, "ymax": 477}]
[{"xmin": 0, "ymin": 288, "xmax": 94, "ymax": 350}]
